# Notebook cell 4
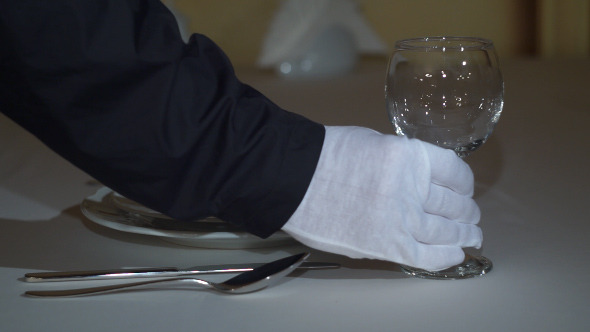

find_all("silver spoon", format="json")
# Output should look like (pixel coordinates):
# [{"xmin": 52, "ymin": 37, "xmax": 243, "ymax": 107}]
[{"xmin": 25, "ymin": 253, "xmax": 309, "ymax": 297}]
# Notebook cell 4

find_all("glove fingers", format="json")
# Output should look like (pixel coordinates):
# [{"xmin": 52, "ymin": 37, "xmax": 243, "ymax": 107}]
[
  {"xmin": 411, "ymin": 213, "xmax": 483, "ymax": 248},
  {"xmin": 402, "ymin": 244, "xmax": 466, "ymax": 271},
  {"xmin": 418, "ymin": 141, "xmax": 474, "ymax": 196},
  {"xmin": 424, "ymin": 184, "xmax": 481, "ymax": 223}
]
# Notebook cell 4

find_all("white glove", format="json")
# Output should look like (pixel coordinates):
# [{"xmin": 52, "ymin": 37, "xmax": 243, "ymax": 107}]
[{"xmin": 282, "ymin": 126, "xmax": 481, "ymax": 271}]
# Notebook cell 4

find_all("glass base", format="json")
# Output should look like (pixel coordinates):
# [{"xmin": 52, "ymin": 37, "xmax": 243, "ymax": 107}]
[
  {"xmin": 453, "ymin": 139, "xmax": 485, "ymax": 158},
  {"xmin": 400, "ymin": 255, "xmax": 492, "ymax": 280}
]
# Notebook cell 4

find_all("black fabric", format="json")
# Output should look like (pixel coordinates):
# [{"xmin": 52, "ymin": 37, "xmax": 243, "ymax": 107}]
[{"xmin": 0, "ymin": 0, "xmax": 325, "ymax": 237}]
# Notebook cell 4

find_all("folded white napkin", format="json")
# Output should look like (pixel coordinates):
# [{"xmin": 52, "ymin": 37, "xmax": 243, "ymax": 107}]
[{"xmin": 258, "ymin": 0, "xmax": 386, "ymax": 78}]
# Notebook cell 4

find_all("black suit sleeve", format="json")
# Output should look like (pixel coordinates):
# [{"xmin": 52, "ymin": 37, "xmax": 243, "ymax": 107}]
[{"xmin": 0, "ymin": 0, "xmax": 325, "ymax": 238}]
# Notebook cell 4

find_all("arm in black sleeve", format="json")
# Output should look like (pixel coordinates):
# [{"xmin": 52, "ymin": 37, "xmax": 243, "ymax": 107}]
[{"xmin": 0, "ymin": 0, "xmax": 325, "ymax": 237}]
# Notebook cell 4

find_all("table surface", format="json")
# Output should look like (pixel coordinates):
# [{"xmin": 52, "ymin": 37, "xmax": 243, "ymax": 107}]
[{"xmin": 1, "ymin": 58, "xmax": 589, "ymax": 332}]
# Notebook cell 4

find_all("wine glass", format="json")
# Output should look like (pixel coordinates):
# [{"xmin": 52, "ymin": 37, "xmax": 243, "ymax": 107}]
[{"xmin": 385, "ymin": 37, "xmax": 503, "ymax": 279}]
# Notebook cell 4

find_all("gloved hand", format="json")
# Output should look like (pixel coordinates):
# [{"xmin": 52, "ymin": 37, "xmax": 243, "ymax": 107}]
[{"xmin": 282, "ymin": 126, "xmax": 481, "ymax": 271}]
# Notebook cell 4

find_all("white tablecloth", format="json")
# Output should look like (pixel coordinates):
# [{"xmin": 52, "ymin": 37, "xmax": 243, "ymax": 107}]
[{"xmin": 1, "ymin": 58, "xmax": 589, "ymax": 332}]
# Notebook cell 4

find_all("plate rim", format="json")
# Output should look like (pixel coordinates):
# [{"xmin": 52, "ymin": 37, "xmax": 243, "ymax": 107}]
[{"xmin": 80, "ymin": 187, "xmax": 294, "ymax": 247}]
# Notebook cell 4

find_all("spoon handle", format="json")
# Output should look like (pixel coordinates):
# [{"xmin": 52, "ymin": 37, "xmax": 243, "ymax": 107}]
[
  {"xmin": 25, "ymin": 277, "xmax": 207, "ymax": 297},
  {"xmin": 24, "ymin": 262, "xmax": 339, "ymax": 282}
]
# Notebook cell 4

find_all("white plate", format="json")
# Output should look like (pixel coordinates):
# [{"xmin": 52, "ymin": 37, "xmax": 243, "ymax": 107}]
[{"xmin": 81, "ymin": 187, "xmax": 296, "ymax": 249}]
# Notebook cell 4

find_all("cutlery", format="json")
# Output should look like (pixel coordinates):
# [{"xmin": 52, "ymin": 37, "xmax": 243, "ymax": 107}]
[
  {"xmin": 25, "ymin": 252, "xmax": 309, "ymax": 297},
  {"xmin": 24, "ymin": 261, "xmax": 339, "ymax": 282}
]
